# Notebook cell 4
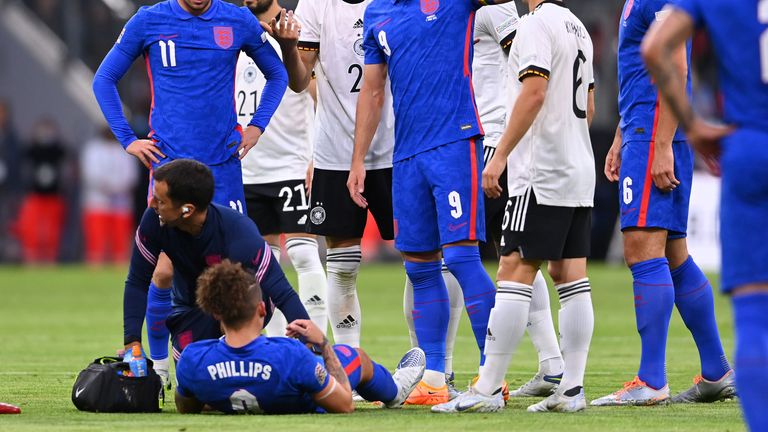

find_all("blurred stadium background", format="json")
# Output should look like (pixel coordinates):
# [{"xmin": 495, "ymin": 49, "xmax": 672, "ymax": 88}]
[{"xmin": 0, "ymin": 0, "xmax": 722, "ymax": 267}]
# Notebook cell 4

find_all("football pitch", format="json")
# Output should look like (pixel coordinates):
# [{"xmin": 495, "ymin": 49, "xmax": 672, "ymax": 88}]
[{"xmin": 0, "ymin": 263, "xmax": 743, "ymax": 431}]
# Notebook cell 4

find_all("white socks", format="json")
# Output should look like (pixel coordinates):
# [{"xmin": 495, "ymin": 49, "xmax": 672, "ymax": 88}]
[
  {"xmin": 286, "ymin": 237, "xmax": 328, "ymax": 333},
  {"xmin": 474, "ymin": 281, "xmax": 532, "ymax": 396},
  {"xmin": 556, "ymin": 278, "xmax": 594, "ymax": 391},
  {"xmin": 264, "ymin": 245, "xmax": 288, "ymax": 337},
  {"xmin": 327, "ymin": 246, "xmax": 362, "ymax": 347},
  {"xmin": 403, "ymin": 262, "xmax": 464, "ymax": 376},
  {"xmin": 528, "ymin": 271, "xmax": 564, "ymax": 376}
]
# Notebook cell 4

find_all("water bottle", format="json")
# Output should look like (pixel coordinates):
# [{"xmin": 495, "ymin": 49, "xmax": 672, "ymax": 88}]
[{"xmin": 124, "ymin": 345, "xmax": 147, "ymax": 377}]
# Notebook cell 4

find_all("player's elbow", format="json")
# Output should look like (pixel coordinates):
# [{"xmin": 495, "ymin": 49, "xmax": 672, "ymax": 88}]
[
  {"xmin": 336, "ymin": 399, "xmax": 355, "ymax": 414},
  {"xmin": 640, "ymin": 37, "xmax": 663, "ymax": 69}
]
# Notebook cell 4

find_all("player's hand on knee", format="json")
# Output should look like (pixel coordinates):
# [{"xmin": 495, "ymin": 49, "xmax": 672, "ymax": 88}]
[
  {"xmin": 238, "ymin": 126, "xmax": 262, "ymax": 159},
  {"xmin": 286, "ymin": 319, "xmax": 325, "ymax": 346},
  {"xmin": 347, "ymin": 163, "xmax": 368, "ymax": 208},
  {"xmin": 126, "ymin": 139, "xmax": 165, "ymax": 169},
  {"xmin": 651, "ymin": 143, "xmax": 680, "ymax": 192},
  {"xmin": 604, "ymin": 139, "xmax": 622, "ymax": 182},
  {"xmin": 482, "ymin": 156, "xmax": 505, "ymax": 199},
  {"xmin": 269, "ymin": 9, "xmax": 301, "ymax": 49}
]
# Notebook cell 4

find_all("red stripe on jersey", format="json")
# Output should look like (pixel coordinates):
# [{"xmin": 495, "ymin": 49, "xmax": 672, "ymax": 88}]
[
  {"xmin": 464, "ymin": 12, "xmax": 484, "ymax": 135},
  {"xmin": 638, "ymin": 96, "xmax": 661, "ymax": 227},
  {"xmin": 145, "ymin": 56, "xmax": 156, "ymax": 140},
  {"xmin": 469, "ymin": 138, "xmax": 478, "ymax": 240},
  {"xmin": 343, "ymin": 354, "xmax": 361, "ymax": 376}
]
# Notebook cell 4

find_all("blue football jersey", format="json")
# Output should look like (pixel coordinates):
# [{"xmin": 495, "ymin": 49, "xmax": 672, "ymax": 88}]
[
  {"xmin": 617, "ymin": 0, "xmax": 691, "ymax": 142},
  {"xmin": 112, "ymin": 0, "xmax": 281, "ymax": 164},
  {"xmin": 176, "ymin": 336, "xmax": 329, "ymax": 414},
  {"xmin": 363, "ymin": 0, "xmax": 487, "ymax": 162},
  {"xmin": 672, "ymin": 0, "xmax": 768, "ymax": 132}
]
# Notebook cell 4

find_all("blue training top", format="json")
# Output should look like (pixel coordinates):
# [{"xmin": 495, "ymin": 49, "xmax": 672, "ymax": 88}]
[
  {"xmin": 123, "ymin": 204, "xmax": 308, "ymax": 345},
  {"xmin": 176, "ymin": 336, "xmax": 329, "ymax": 414},
  {"xmin": 93, "ymin": 0, "xmax": 288, "ymax": 165}
]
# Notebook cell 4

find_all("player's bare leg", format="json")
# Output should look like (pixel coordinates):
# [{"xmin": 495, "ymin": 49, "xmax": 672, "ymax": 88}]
[
  {"xmin": 326, "ymin": 237, "xmax": 363, "ymax": 348},
  {"xmin": 665, "ymin": 238, "xmax": 734, "ymax": 403},
  {"xmin": 147, "ymin": 252, "xmax": 173, "ymax": 388}
]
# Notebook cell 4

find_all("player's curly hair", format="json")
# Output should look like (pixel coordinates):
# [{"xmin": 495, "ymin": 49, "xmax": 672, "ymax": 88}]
[{"xmin": 196, "ymin": 260, "xmax": 263, "ymax": 330}]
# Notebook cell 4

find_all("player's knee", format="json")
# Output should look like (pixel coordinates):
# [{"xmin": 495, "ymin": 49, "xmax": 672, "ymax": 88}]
[
  {"xmin": 152, "ymin": 262, "xmax": 174, "ymax": 288},
  {"xmin": 623, "ymin": 228, "xmax": 666, "ymax": 266},
  {"xmin": 285, "ymin": 237, "xmax": 323, "ymax": 273}
]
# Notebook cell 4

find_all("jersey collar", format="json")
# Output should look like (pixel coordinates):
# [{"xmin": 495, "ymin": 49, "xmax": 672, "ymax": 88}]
[
  {"xmin": 537, "ymin": 0, "xmax": 568, "ymax": 10},
  {"xmin": 170, "ymin": 0, "xmax": 219, "ymax": 21}
]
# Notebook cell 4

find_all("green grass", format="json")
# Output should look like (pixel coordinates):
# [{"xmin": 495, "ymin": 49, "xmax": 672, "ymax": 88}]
[{"xmin": 0, "ymin": 263, "xmax": 743, "ymax": 431}]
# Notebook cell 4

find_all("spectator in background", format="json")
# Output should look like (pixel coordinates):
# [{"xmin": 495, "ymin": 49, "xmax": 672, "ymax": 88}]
[
  {"xmin": 0, "ymin": 101, "xmax": 22, "ymax": 261},
  {"xmin": 80, "ymin": 127, "xmax": 138, "ymax": 265},
  {"xmin": 15, "ymin": 118, "xmax": 67, "ymax": 264}
]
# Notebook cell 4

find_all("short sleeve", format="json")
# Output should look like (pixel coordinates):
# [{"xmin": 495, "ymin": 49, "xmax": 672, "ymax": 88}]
[
  {"xmin": 671, "ymin": 0, "xmax": 704, "ymax": 27},
  {"xmin": 292, "ymin": 344, "xmax": 330, "ymax": 395},
  {"xmin": 363, "ymin": 8, "xmax": 386, "ymax": 65},
  {"xmin": 114, "ymin": 7, "xmax": 148, "ymax": 58},
  {"xmin": 482, "ymin": 3, "xmax": 520, "ymax": 49},
  {"xmin": 296, "ymin": 0, "xmax": 321, "ymax": 51},
  {"xmin": 515, "ymin": 15, "xmax": 551, "ymax": 81}
]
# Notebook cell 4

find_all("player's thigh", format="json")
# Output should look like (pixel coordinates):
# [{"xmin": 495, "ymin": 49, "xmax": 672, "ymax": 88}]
[
  {"xmin": 720, "ymin": 130, "xmax": 768, "ymax": 293},
  {"xmin": 619, "ymin": 141, "xmax": 677, "ymax": 233},
  {"xmin": 392, "ymin": 157, "xmax": 440, "ymax": 253},
  {"xmin": 209, "ymin": 156, "xmax": 247, "ymax": 214},
  {"xmin": 167, "ymin": 309, "xmax": 222, "ymax": 360},
  {"xmin": 306, "ymin": 169, "xmax": 367, "ymax": 239},
  {"xmin": 363, "ymin": 168, "xmax": 395, "ymax": 241},
  {"xmin": 244, "ymin": 183, "xmax": 282, "ymax": 236},
  {"xmin": 499, "ymin": 187, "xmax": 573, "ymax": 262},
  {"xmin": 426, "ymin": 138, "xmax": 486, "ymax": 246},
  {"xmin": 247, "ymin": 180, "xmax": 310, "ymax": 236},
  {"xmin": 561, "ymin": 206, "xmax": 591, "ymax": 260}
]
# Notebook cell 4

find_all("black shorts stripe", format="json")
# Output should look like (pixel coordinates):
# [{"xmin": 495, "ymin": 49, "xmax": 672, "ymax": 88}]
[{"xmin": 483, "ymin": 146, "xmax": 496, "ymax": 166}]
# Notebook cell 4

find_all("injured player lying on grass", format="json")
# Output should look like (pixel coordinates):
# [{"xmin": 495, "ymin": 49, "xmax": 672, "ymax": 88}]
[{"xmin": 174, "ymin": 260, "xmax": 425, "ymax": 414}]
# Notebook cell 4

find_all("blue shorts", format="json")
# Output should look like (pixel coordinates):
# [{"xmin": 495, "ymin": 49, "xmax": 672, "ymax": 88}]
[
  {"xmin": 392, "ymin": 138, "xmax": 486, "ymax": 252},
  {"xmin": 720, "ymin": 129, "xmax": 768, "ymax": 293},
  {"xmin": 331, "ymin": 344, "xmax": 362, "ymax": 389},
  {"xmin": 149, "ymin": 155, "xmax": 246, "ymax": 214},
  {"xmin": 619, "ymin": 140, "xmax": 693, "ymax": 239}
]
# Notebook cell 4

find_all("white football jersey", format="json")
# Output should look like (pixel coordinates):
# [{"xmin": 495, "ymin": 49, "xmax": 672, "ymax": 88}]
[
  {"xmin": 473, "ymin": 3, "xmax": 519, "ymax": 148},
  {"xmin": 506, "ymin": 2, "xmax": 595, "ymax": 208},
  {"xmin": 295, "ymin": 0, "xmax": 394, "ymax": 171},
  {"xmin": 237, "ymin": 47, "xmax": 314, "ymax": 185}
]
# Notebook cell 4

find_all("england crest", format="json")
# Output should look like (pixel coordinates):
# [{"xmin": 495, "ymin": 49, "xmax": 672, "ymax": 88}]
[
  {"xmin": 213, "ymin": 26, "xmax": 233, "ymax": 49},
  {"xmin": 420, "ymin": 0, "xmax": 439, "ymax": 15}
]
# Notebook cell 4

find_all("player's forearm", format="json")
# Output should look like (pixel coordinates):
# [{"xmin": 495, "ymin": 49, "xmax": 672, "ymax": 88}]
[
  {"xmin": 651, "ymin": 44, "xmax": 687, "ymax": 148},
  {"xmin": 495, "ymin": 84, "xmax": 545, "ymax": 160},
  {"xmin": 587, "ymin": 89, "xmax": 596, "ymax": 128},
  {"xmin": 93, "ymin": 47, "xmax": 138, "ymax": 148},
  {"xmin": 351, "ymin": 85, "xmax": 383, "ymax": 166},
  {"xmin": 319, "ymin": 339, "xmax": 352, "ymax": 393},
  {"xmin": 641, "ymin": 11, "xmax": 695, "ymax": 131},
  {"xmin": 123, "ymin": 244, "xmax": 156, "ymax": 344},
  {"xmin": 282, "ymin": 46, "xmax": 312, "ymax": 93}
]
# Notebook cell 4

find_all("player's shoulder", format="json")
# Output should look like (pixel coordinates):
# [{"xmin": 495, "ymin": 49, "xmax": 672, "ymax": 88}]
[{"xmin": 131, "ymin": 1, "xmax": 174, "ymax": 21}]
